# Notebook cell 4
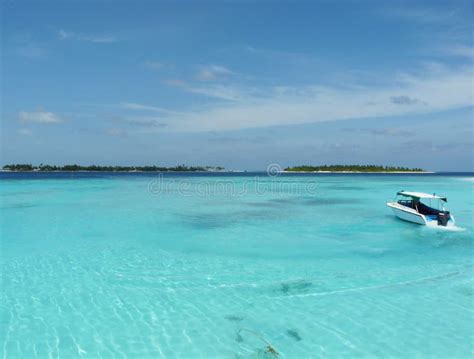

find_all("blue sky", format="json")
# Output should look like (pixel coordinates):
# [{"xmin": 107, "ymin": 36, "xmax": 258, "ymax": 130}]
[{"xmin": 1, "ymin": 0, "xmax": 473, "ymax": 171}]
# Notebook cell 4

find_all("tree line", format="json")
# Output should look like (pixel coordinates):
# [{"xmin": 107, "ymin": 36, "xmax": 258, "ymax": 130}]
[
  {"xmin": 284, "ymin": 165, "xmax": 424, "ymax": 172},
  {"xmin": 2, "ymin": 164, "xmax": 225, "ymax": 172}
]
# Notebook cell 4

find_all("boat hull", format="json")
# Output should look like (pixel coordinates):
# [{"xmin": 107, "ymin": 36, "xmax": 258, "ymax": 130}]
[
  {"xmin": 387, "ymin": 202, "xmax": 426, "ymax": 225},
  {"xmin": 387, "ymin": 202, "xmax": 456, "ymax": 226}
]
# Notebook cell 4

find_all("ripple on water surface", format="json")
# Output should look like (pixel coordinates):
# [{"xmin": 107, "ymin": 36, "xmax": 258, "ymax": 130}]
[{"xmin": 1, "ymin": 174, "xmax": 473, "ymax": 357}]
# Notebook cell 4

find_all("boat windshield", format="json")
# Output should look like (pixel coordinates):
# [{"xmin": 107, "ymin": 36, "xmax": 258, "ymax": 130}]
[{"xmin": 396, "ymin": 195, "xmax": 447, "ymax": 213}]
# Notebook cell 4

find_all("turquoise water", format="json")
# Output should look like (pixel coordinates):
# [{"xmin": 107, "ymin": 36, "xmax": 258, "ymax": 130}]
[{"xmin": 1, "ymin": 173, "xmax": 473, "ymax": 358}]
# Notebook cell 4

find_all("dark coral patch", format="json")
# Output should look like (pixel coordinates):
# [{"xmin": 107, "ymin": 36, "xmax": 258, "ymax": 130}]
[
  {"xmin": 280, "ymin": 280, "xmax": 312, "ymax": 294},
  {"xmin": 286, "ymin": 329, "xmax": 302, "ymax": 341},
  {"xmin": 225, "ymin": 315, "xmax": 244, "ymax": 322}
]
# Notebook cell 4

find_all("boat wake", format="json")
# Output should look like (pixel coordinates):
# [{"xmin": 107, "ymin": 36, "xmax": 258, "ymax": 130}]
[{"xmin": 424, "ymin": 222, "xmax": 466, "ymax": 232}]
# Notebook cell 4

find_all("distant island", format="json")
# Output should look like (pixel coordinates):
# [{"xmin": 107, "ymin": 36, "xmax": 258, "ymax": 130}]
[
  {"xmin": 284, "ymin": 165, "xmax": 426, "ymax": 173},
  {"xmin": 1, "ymin": 164, "xmax": 225, "ymax": 172},
  {"xmin": 1, "ymin": 163, "xmax": 428, "ymax": 173}
]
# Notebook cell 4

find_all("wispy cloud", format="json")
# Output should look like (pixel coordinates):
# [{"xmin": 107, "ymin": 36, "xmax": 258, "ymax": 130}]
[
  {"xmin": 144, "ymin": 61, "xmax": 166, "ymax": 69},
  {"xmin": 342, "ymin": 128, "xmax": 416, "ymax": 137},
  {"xmin": 58, "ymin": 29, "xmax": 117, "ymax": 43},
  {"xmin": 390, "ymin": 95, "xmax": 419, "ymax": 105},
  {"xmin": 164, "ymin": 77, "xmax": 257, "ymax": 101},
  {"xmin": 121, "ymin": 102, "xmax": 167, "ymax": 112},
  {"xmin": 120, "ymin": 102, "xmax": 184, "ymax": 115},
  {"xmin": 16, "ymin": 43, "xmax": 47, "ymax": 58},
  {"xmin": 400, "ymin": 140, "xmax": 474, "ymax": 153},
  {"xmin": 58, "ymin": 29, "xmax": 72, "ymax": 40},
  {"xmin": 388, "ymin": 6, "xmax": 459, "ymax": 24},
  {"xmin": 152, "ymin": 63, "xmax": 473, "ymax": 132},
  {"xmin": 19, "ymin": 110, "xmax": 63, "ymax": 124},
  {"xmin": 208, "ymin": 135, "xmax": 269, "ymax": 144},
  {"xmin": 12, "ymin": 34, "xmax": 48, "ymax": 59},
  {"xmin": 185, "ymin": 84, "xmax": 254, "ymax": 101},
  {"xmin": 244, "ymin": 45, "xmax": 310, "ymax": 65},
  {"xmin": 196, "ymin": 65, "xmax": 235, "ymax": 81},
  {"xmin": 110, "ymin": 115, "xmax": 167, "ymax": 129},
  {"xmin": 444, "ymin": 45, "xmax": 474, "ymax": 59},
  {"xmin": 163, "ymin": 79, "xmax": 187, "ymax": 87},
  {"xmin": 105, "ymin": 128, "xmax": 127, "ymax": 136},
  {"xmin": 17, "ymin": 128, "xmax": 33, "ymax": 136}
]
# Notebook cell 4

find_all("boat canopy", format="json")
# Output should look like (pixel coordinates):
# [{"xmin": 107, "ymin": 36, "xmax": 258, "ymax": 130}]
[{"xmin": 397, "ymin": 191, "xmax": 447, "ymax": 202}]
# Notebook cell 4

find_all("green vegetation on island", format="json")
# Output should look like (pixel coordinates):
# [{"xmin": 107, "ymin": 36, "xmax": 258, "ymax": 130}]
[
  {"xmin": 284, "ymin": 165, "xmax": 425, "ymax": 172},
  {"xmin": 2, "ymin": 164, "xmax": 225, "ymax": 172}
]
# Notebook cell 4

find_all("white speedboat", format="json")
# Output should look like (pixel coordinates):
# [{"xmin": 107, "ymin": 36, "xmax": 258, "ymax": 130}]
[{"xmin": 386, "ymin": 191, "xmax": 455, "ymax": 226}]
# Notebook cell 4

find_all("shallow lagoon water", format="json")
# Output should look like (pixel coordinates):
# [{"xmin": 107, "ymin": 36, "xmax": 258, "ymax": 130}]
[{"xmin": 1, "ymin": 172, "xmax": 473, "ymax": 358}]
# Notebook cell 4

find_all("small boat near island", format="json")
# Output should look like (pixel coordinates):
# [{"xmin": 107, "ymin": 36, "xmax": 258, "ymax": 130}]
[{"xmin": 387, "ymin": 191, "xmax": 455, "ymax": 227}]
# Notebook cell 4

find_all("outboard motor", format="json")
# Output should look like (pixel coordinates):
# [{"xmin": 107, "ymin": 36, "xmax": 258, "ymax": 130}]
[{"xmin": 437, "ymin": 211, "xmax": 450, "ymax": 226}]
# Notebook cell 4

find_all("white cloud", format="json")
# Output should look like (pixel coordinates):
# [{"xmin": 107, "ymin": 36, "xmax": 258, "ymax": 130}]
[
  {"xmin": 153, "ymin": 63, "xmax": 473, "ymax": 132},
  {"xmin": 58, "ymin": 29, "xmax": 72, "ymax": 40},
  {"xmin": 58, "ymin": 29, "xmax": 117, "ymax": 43},
  {"xmin": 19, "ymin": 111, "xmax": 63, "ymax": 124},
  {"xmin": 196, "ymin": 65, "xmax": 234, "ymax": 81}
]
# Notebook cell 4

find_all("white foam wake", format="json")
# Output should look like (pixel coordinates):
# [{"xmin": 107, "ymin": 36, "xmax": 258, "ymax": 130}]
[{"xmin": 424, "ymin": 222, "xmax": 466, "ymax": 232}]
